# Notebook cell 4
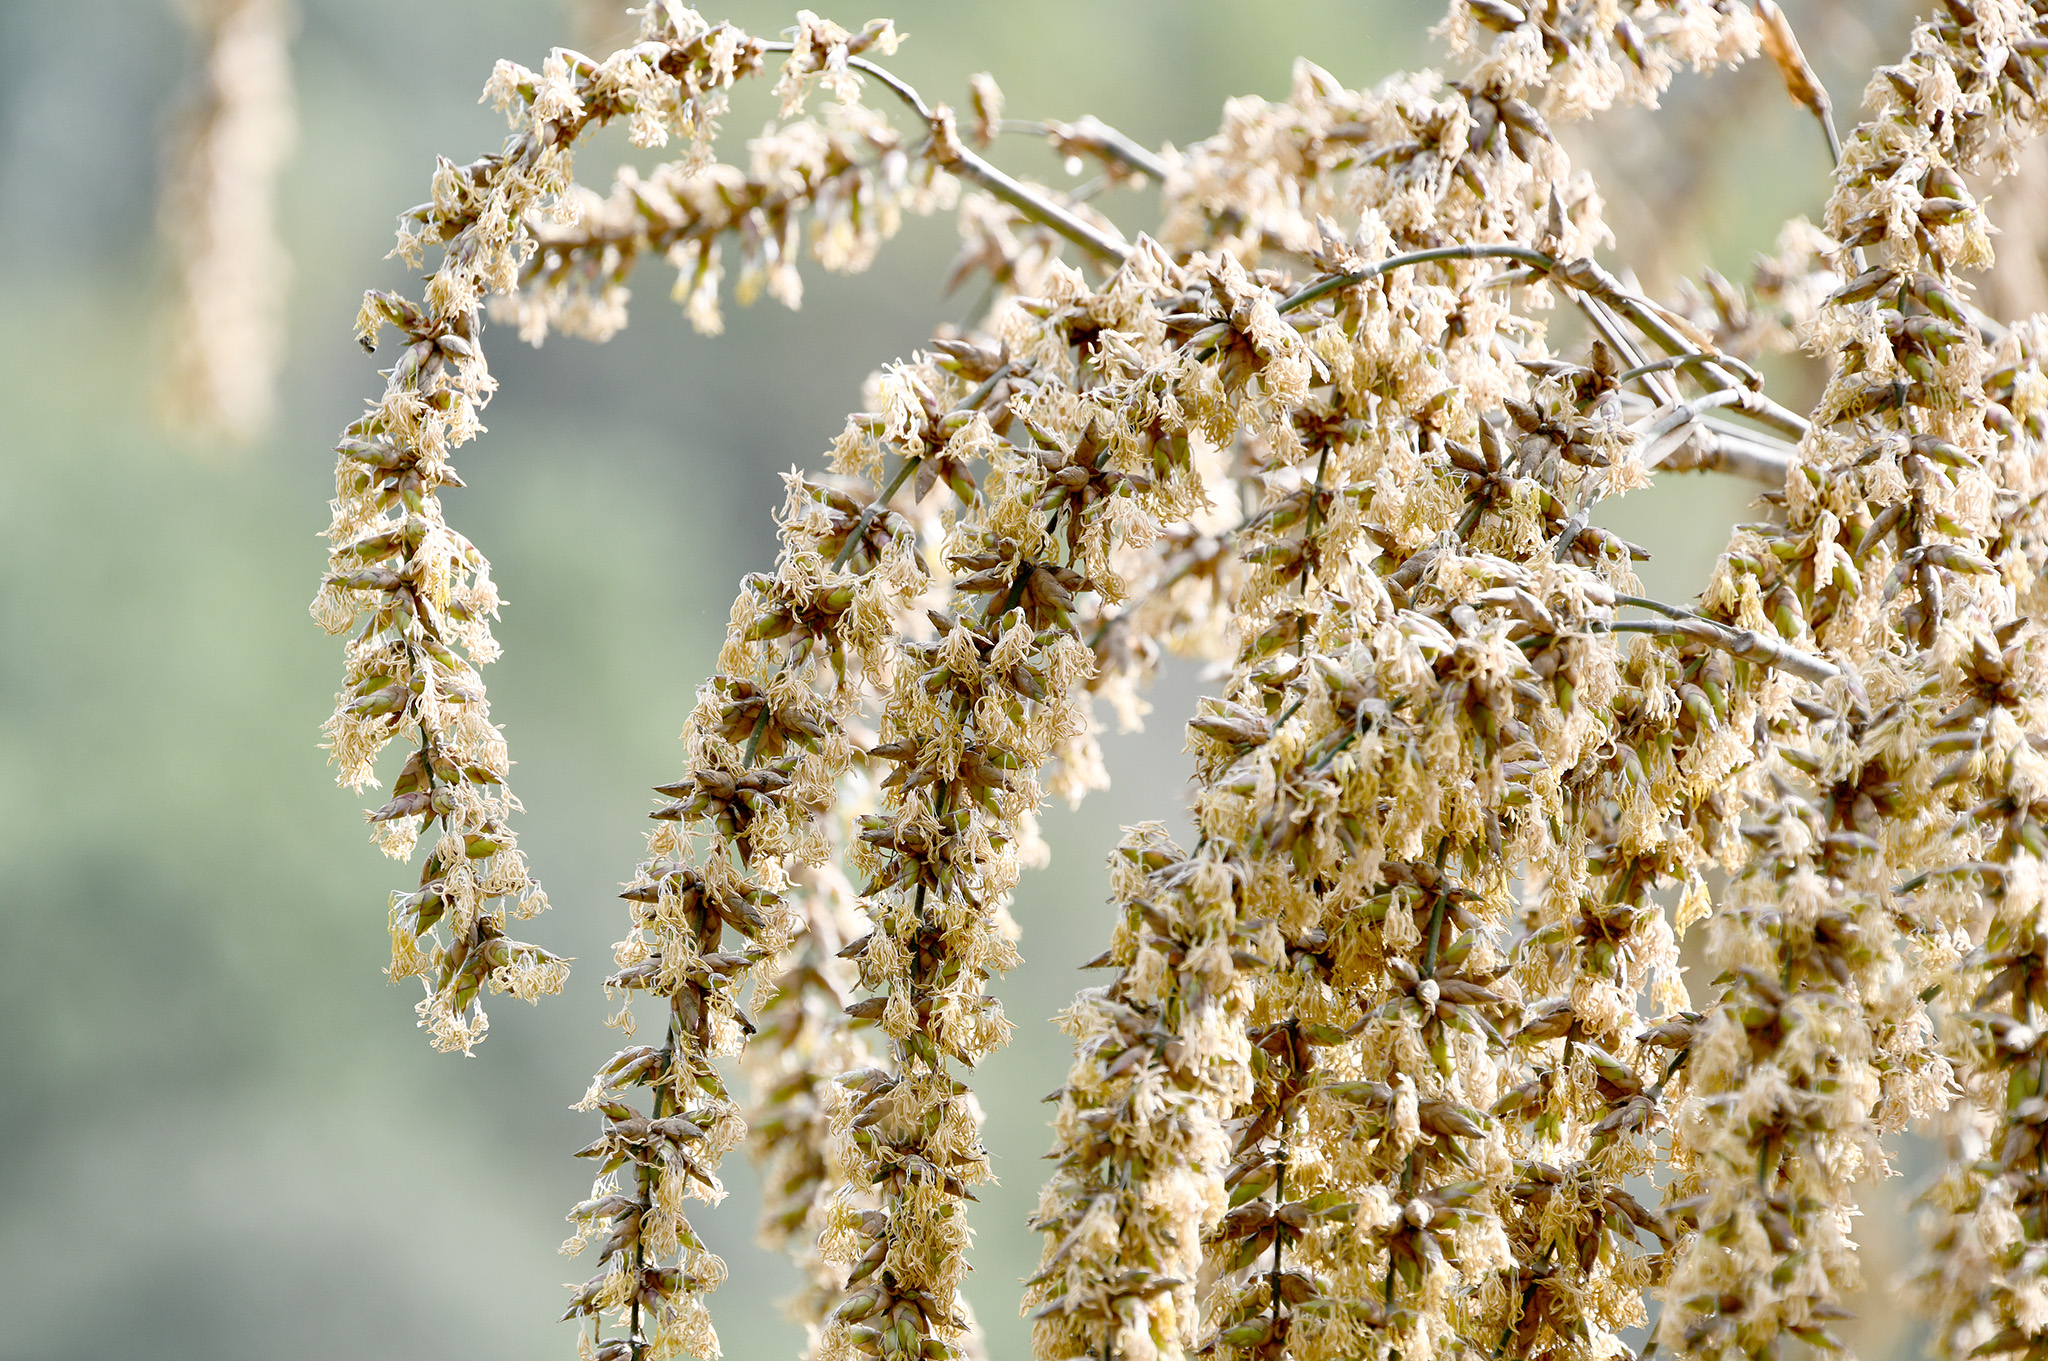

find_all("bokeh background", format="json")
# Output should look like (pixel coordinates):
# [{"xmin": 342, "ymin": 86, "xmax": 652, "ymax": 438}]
[{"xmin": 0, "ymin": 2, "xmax": 1946, "ymax": 1359}]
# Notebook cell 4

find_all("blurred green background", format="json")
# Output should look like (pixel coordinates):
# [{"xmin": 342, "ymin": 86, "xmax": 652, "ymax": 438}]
[{"xmin": 0, "ymin": 2, "xmax": 1922, "ymax": 1359}]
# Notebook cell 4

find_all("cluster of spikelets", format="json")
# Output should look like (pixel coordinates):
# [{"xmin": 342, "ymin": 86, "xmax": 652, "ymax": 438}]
[
  {"xmin": 312, "ymin": 3, "xmax": 2048, "ymax": 1361},
  {"xmin": 159, "ymin": 0, "xmax": 294, "ymax": 440}
]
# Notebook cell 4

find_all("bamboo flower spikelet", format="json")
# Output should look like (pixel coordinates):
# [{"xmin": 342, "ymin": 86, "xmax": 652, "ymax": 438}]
[{"xmin": 309, "ymin": 4, "xmax": 2048, "ymax": 1361}]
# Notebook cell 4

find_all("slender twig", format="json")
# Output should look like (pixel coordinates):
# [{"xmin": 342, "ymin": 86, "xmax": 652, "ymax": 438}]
[
  {"xmin": 742, "ymin": 706, "xmax": 770, "ymax": 767},
  {"xmin": 1634, "ymin": 327, "xmax": 1765, "ymax": 392},
  {"xmin": 1189, "ymin": 235, "xmax": 1813, "ymax": 501},
  {"xmin": 1648, "ymin": 387, "xmax": 1748, "ymax": 429},
  {"xmin": 1615, "ymin": 351, "xmax": 1758, "ymax": 391},
  {"xmin": 627, "ymin": 1024, "xmax": 677, "ymax": 1360},
  {"xmin": 1001, "ymin": 115, "xmax": 1171, "ymax": 181},
  {"xmin": 1537, "ymin": 291, "xmax": 1676, "ymax": 539},
  {"xmin": 960, "ymin": 361, "xmax": 1014, "ymax": 412},
  {"xmin": 1706, "ymin": 385, "xmax": 1808, "ymax": 439},
  {"xmin": 1202, "ymin": 242, "xmax": 1597, "ymax": 370},
  {"xmin": 1635, "ymin": 388, "xmax": 1806, "ymax": 478},
  {"xmin": 1273, "ymin": 244, "xmax": 1558, "ymax": 315},
  {"xmin": 1757, "ymin": 0, "xmax": 1843, "ymax": 168},
  {"xmin": 1679, "ymin": 427, "xmax": 1793, "ymax": 485},
  {"xmin": 1636, "ymin": 388, "xmax": 1749, "ymax": 445},
  {"xmin": 1593, "ymin": 617, "xmax": 1839, "ymax": 685},
  {"xmin": 1817, "ymin": 108, "xmax": 1843, "ymax": 169},
  {"xmin": 762, "ymin": 44, "xmax": 1134, "ymax": 264},
  {"xmin": 1614, "ymin": 594, "xmax": 1697, "ymax": 622},
  {"xmin": 1597, "ymin": 291, "xmax": 1807, "ymax": 437},
  {"xmin": 947, "ymin": 145, "xmax": 1132, "ymax": 263},
  {"xmin": 1269, "ymin": 1144, "xmax": 1287, "ymax": 1326},
  {"xmin": 1421, "ymin": 894, "xmax": 1447, "ymax": 980}
]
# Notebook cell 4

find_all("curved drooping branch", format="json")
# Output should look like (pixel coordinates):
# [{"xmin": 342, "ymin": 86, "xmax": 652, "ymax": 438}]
[{"xmin": 314, "ymin": 7, "xmax": 790, "ymax": 1054}]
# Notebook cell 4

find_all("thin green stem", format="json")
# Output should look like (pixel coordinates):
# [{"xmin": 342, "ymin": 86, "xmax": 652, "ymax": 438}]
[
  {"xmin": 829, "ymin": 363, "xmax": 1010, "ymax": 572},
  {"xmin": 830, "ymin": 455, "xmax": 924, "ymax": 571},
  {"xmin": 998, "ymin": 563, "xmax": 1036, "ymax": 619},
  {"xmin": 1274, "ymin": 244, "xmax": 1559, "ymax": 316},
  {"xmin": 1421, "ymin": 893, "xmax": 1447, "ymax": 980},
  {"xmin": 1592, "ymin": 618, "xmax": 1838, "ymax": 685},
  {"xmin": 742, "ymin": 706, "xmax": 770, "ymax": 767},
  {"xmin": 1269, "ymin": 1145, "xmax": 1287, "ymax": 1324},
  {"xmin": 1272, "ymin": 247, "xmax": 1810, "ymax": 441},
  {"xmin": 1308, "ymin": 729, "xmax": 1357, "ymax": 775},
  {"xmin": 1614, "ymin": 594, "xmax": 1699, "ymax": 622}
]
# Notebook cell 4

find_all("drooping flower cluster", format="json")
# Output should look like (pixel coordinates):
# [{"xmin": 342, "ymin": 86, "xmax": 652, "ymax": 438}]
[
  {"xmin": 314, "ymin": 286, "xmax": 565, "ymax": 1054},
  {"xmin": 312, "ymin": 5, "xmax": 2048, "ymax": 1361},
  {"xmin": 314, "ymin": 3, "xmax": 807, "ymax": 1054}
]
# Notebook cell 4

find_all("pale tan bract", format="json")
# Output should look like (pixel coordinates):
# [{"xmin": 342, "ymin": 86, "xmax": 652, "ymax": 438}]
[{"xmin": 311, "ymin": 5, "xmax": 2048, "ymax": 1361}]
